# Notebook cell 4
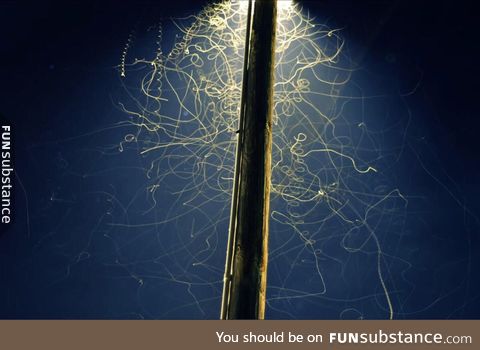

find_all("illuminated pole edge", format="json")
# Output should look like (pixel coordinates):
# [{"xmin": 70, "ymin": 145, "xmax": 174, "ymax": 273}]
[{"xmin": 220, "ymin": 0, "xmax": 253, "ymax": 320}]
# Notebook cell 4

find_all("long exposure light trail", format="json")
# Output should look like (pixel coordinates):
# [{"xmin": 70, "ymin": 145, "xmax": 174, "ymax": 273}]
[{"xmin": 118, "ymin": 0, "xmax": 406, "ymax": 319}]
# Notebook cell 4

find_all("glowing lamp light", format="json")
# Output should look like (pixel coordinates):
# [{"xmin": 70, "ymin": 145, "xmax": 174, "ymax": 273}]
[
  {"xmin": 277, "ymin": 0, "xmax": 293, "ymax": 11},
  {"xmin": 236, "ymin": 0, "xmax": 293, "ymax": 12}
]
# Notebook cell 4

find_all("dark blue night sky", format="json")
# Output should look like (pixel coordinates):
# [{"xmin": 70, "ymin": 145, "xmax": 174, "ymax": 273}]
[{"xmin": 0, "ymin": 0, "xmax": 479, "ymax": 319}]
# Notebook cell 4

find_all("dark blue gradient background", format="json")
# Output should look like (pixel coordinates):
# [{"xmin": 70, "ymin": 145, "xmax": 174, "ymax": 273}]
[{"xmin": 0, "ymin": 0, "xmax": 479, "ymax": 319}]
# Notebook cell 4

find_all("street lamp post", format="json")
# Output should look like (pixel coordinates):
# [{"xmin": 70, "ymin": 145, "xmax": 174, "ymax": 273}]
[{"xmin": 221, "ymin": 0, "xmax": 278, "ymax": 320}]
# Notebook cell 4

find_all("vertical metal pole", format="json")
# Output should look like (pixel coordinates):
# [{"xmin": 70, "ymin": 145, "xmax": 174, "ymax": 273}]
[{"xmin": 222, "ymin": 0, "xmax": 277, "ymax": 320}]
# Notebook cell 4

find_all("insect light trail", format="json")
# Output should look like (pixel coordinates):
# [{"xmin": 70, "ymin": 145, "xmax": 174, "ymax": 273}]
[{"xmin": 117, "ymin": 0, "xmax": 407, "ymax": 319}]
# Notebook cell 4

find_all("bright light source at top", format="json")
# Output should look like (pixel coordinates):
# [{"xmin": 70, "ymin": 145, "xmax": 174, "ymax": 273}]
[
  {"xmin": 237, "ymin": 0, "xmax": 249, "ymax": 11},
  {"xmin": 235, "ymin": 0, "xmax": 293, "ymax": 12},
  {"xmin": 278, "ymin": 0, "xmax": 293, "ymax": 11}
]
